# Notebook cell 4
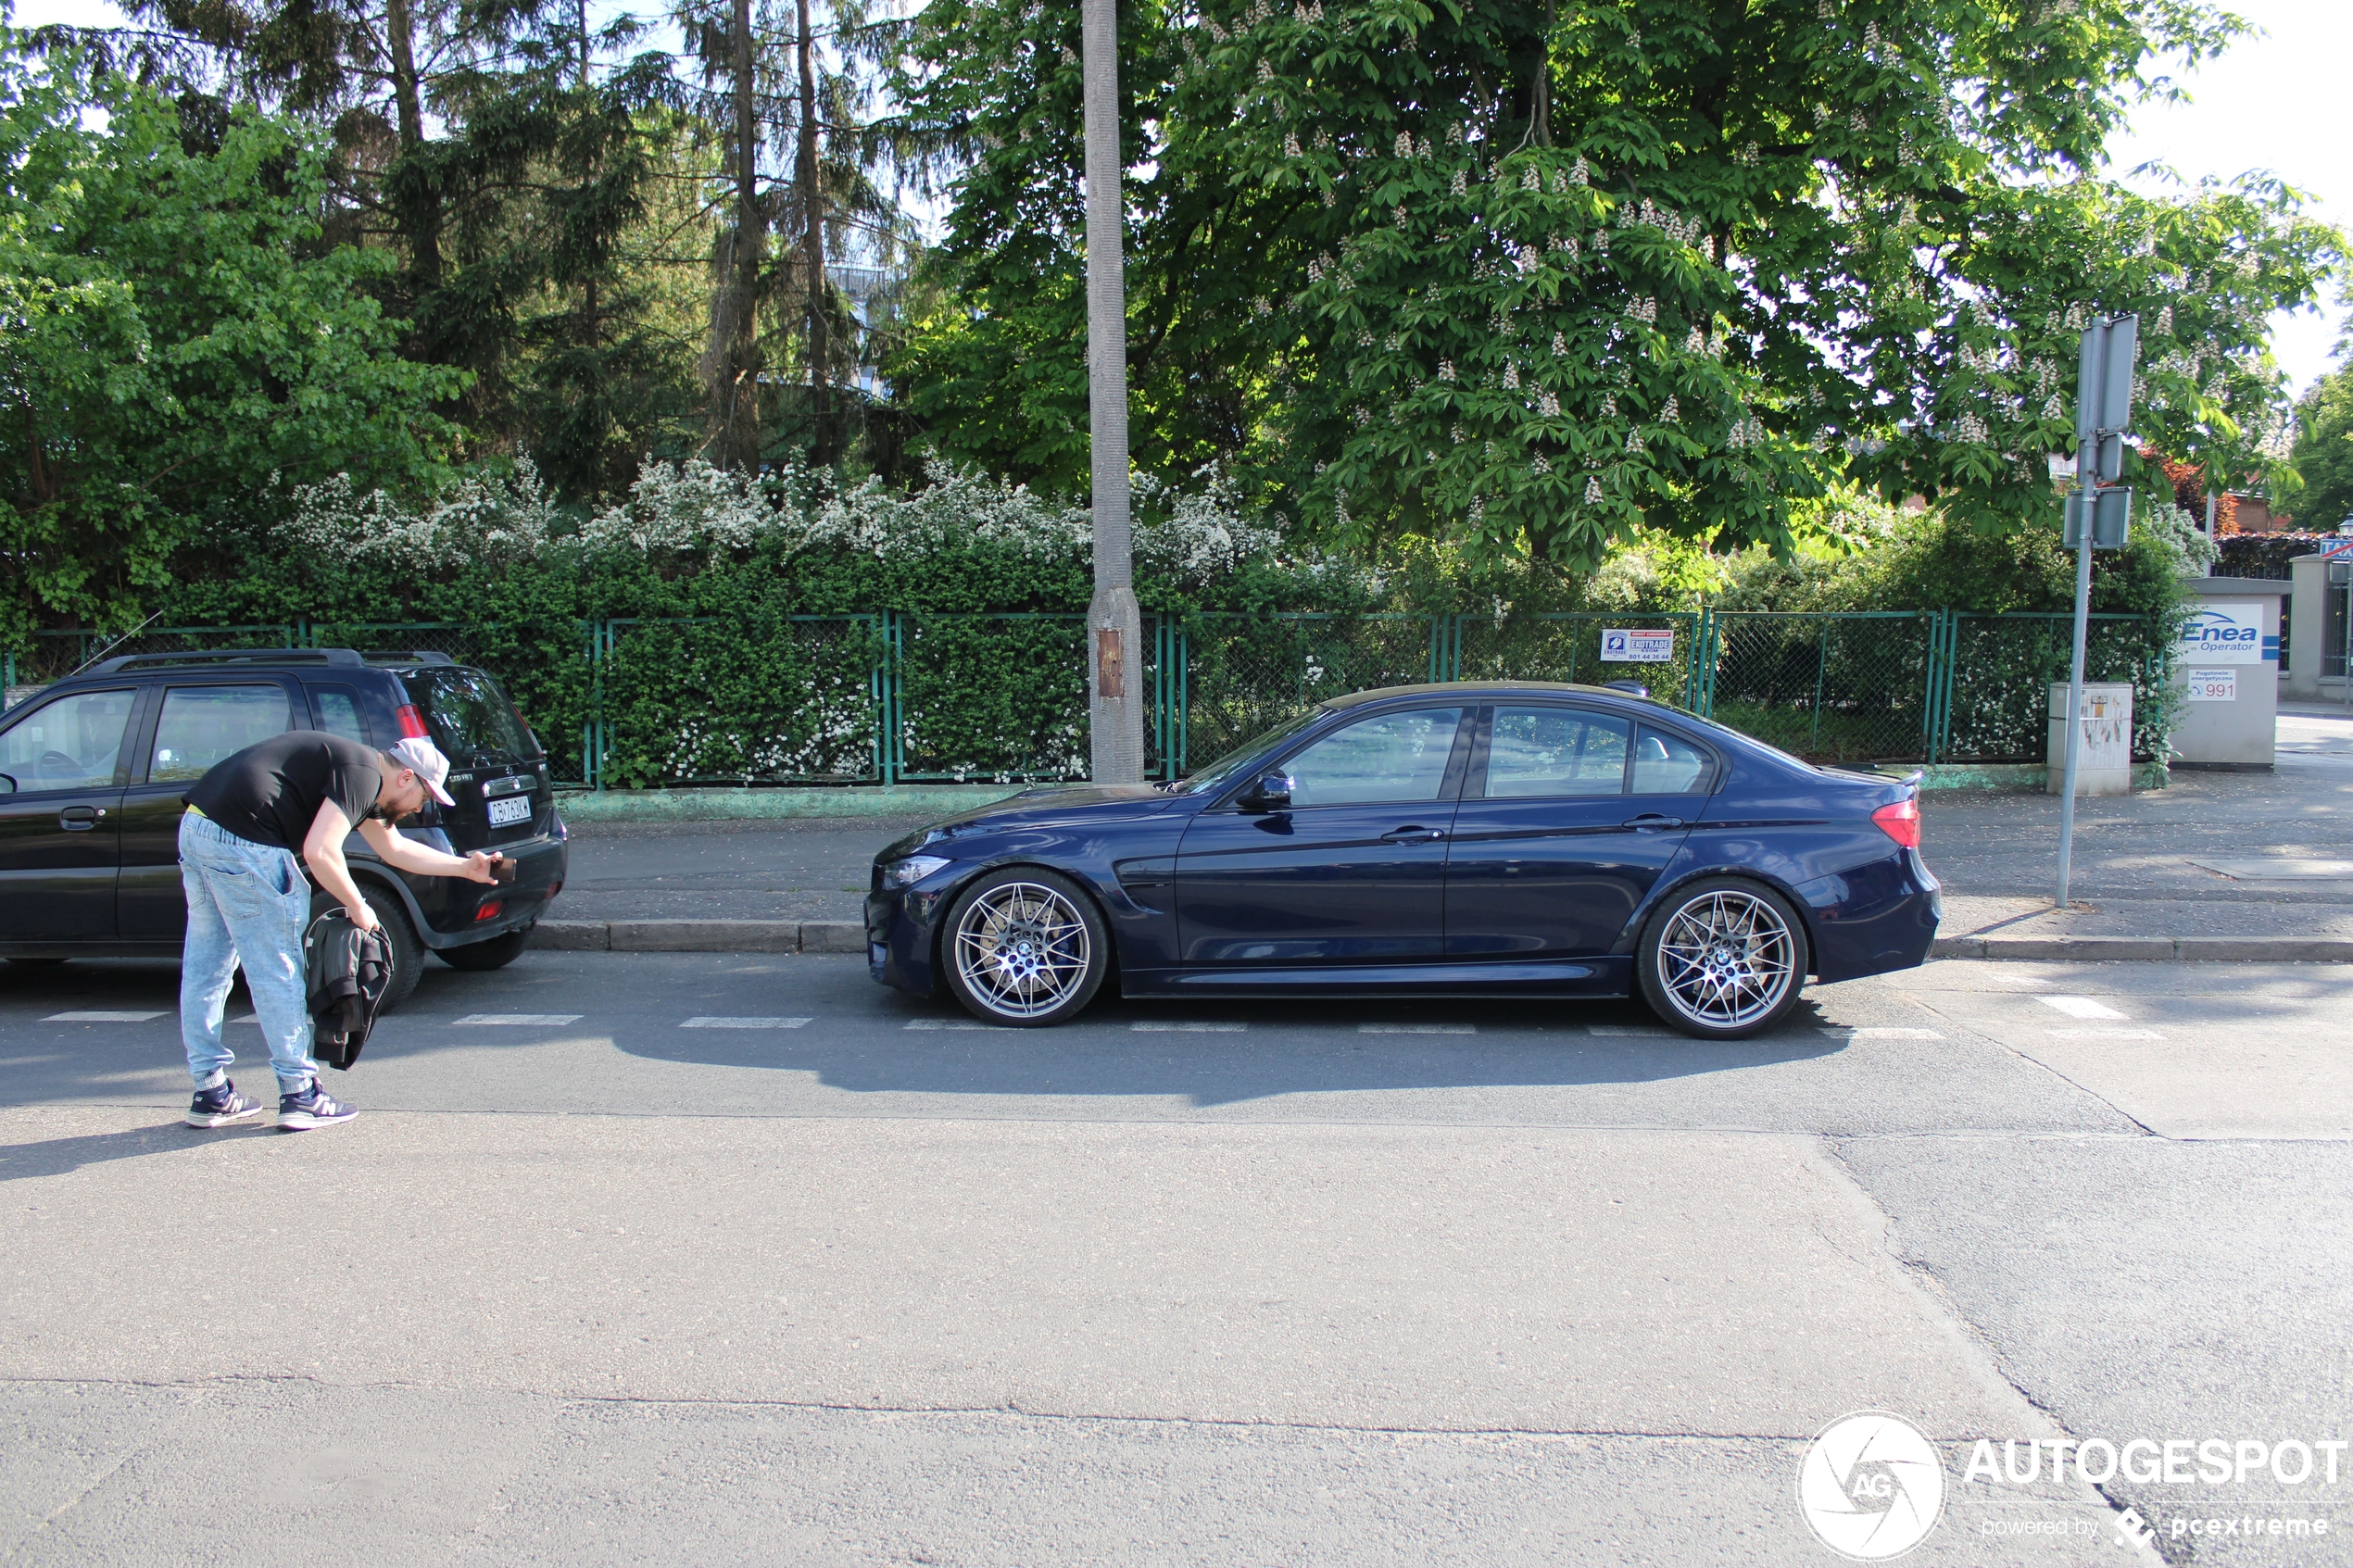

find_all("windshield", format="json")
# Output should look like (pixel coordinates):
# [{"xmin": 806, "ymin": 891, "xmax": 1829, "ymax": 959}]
[
  {"xmin": 405, "ymin": 668, "xmax": 536, "ymax": 767},
  {"xmin": 1169, "ymin": 708, "xmax": 1327, "ymax": 795}
]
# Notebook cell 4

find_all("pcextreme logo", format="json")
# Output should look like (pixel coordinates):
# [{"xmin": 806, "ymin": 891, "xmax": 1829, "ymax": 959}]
[{"xmin": 1797, "ymin": 1411, "xmax": 1946, "ymax": 1562}]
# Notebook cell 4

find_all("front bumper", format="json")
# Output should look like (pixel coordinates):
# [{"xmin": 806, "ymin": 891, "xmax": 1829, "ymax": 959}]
[{"xmin": 866, "ymin": 884, "xmax": 952, "ymax": 996}]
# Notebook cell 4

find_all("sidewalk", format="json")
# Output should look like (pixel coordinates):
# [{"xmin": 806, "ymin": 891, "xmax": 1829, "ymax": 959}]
[{"xmin": 542, "ymin": 711, "xmax": 2353, "ymax": 961}]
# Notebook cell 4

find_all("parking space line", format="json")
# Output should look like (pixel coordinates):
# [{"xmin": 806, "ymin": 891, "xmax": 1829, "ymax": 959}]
[
  {"xmin": 43, "ymin": 1010, "xmax": 168, "ymax": 1022},
  {"xmin": 1819, "ymin": 1026, "xmax": 1946, "ymax": 1040},
  {"xmin": 1585, "ymin": 1024, "xmax": 1676, "ymax": 1037},
  {"xmin": 680, "ymin": 1017, "xmax": 812, "ymax": 1029},
  {"xmin": 454, "ymin": 1013, "xmax": 585, "ymax": 1027},
  {"xmin": 904, "ymin": 1018, "xmax": 1005, "ymax": 1031},
  {"xmin": 1360, "ymin": 1022, "xmax": 1477, "ymax": 1035},
  {"xmin": 2035, "ymin": 995, "xmax": 2127, "ymax": 1020},
  {"xmin": 1131, "ymin": 1021, "xmax": 1248, "ymax": 1033}
]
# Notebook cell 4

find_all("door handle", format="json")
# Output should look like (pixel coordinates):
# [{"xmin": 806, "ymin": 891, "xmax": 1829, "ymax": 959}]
[
  {"xmin": 1622, "ymin": 813, "xmax": 1685, "ymax": 832},
  {"xmin": 1379, "ymin": 825, "xmax": 1445, "ymax": 843},
  {"xmin": 57, "ymin": 806, "xmax": 105, "ymax": 832}
]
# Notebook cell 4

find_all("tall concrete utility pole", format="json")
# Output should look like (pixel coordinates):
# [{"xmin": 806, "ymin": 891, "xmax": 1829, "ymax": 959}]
[{"xmin": 1081, "ymin": 0, "xmax": 1144, "ymax": 784}]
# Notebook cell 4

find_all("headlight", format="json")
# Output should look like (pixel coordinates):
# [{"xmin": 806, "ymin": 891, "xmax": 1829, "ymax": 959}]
[{"xmin": 881, "ymin": 854, "xmax": 951, "ymax": 889}]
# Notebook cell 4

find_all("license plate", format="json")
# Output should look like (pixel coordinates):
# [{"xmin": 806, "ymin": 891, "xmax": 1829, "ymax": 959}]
[{"xmin": 487, "ymin": 795, "xmax": 533, "ymax": 827}]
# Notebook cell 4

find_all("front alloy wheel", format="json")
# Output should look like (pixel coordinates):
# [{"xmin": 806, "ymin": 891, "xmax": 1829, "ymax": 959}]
[
  {"xmin": 941, "ymin": 869, "xmax": 1109, "ymax": 1026},
  {"xmin": 1637, "ymin": 877, "xmax": 1807, "ymax": 1040}
]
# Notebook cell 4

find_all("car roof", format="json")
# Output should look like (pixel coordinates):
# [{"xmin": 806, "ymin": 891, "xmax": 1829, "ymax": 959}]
[
  {"xmin": 80, "ymin": 648, "xmax": 458, "ymax": 677},
  {"xmin": 1320, "ymin": 680, "xmax": 1670, "ymax": 711}
]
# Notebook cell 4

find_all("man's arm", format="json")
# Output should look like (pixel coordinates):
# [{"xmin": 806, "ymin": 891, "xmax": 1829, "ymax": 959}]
[{"xmin": 304, "ymin": 804, "xmax": 495, "ymax": 932}]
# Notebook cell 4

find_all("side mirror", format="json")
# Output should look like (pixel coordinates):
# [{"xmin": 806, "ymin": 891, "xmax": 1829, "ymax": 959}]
[
  {"xmin": 0, "ymin": 773, "xmax": 14, "ymax": 796},
  {"xmin": 1239, "ymin": 771, "xmax": 1294, "ymax": 811}
]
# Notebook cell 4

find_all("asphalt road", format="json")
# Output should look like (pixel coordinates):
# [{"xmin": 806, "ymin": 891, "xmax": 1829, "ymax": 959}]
[{"xmin": 3, "ymin": 951, "xmax": 2346, "ymax": 1564}]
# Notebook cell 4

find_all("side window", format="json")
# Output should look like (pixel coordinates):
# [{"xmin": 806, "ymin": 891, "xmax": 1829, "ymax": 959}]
[
  {"xmin": 1280, "ymin": 708, "xmax": 1464, "ymax": 808},
  {"xmin": 0, "ymin": 689, "xmax": 136, "ymax": 792},
  {"xmin": 1484, "ymin": 708, "xmax": 1630, "ymax": 797},
  {"xmin": 148, "ymin": 685, "xmax": 293, "ymax": 783},
  {"xmin": 310, "ymin": 685, "xmax": 371, "ymax": 745},
  {"xmin": 1630, "ymin": 724, "xmax": 1714, "ymax": 795}
]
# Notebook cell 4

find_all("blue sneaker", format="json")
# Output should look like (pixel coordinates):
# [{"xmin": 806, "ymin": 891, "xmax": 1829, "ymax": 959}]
[
  {"xmin": 278, "ymin": 1081, "xmax": 357, "ymax": 1130},
  {"xmin": 186, "ymin": 1080, "xmax": 265, "ymax": 1129}
]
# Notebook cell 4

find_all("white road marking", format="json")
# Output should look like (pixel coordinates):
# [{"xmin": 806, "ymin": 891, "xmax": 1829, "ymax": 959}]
[
  {"xmin": 230, "ymin": 1012, "xmax": 258, "ymax": 1025},
  {"xmin": 680, "ymin": 1017, "xmax": 812, "ymax": 1029},
  {"xmin": 2035, "ymin": 995, "xmax": 2127, "ymax": 1020},
  {"xmin": 1359, "ymin": 1022, "xmax": 1477, "ymax": 1035},
  {"xmin": 904, "ymin": 1018, "xmax": 1004, "ymax": 1031},
  {"xmin": 1820, "ymin": 1026, "xmax": 1945, "ymax": 1039},
  {"xmin": 1131, "ymin": 1021, "xmax": 1248, "ymax": 1033},
  {"xmin": 2046, "ymin": 1028, "xmax": 2166, "ymax": 1041},
  {"xmin": 1586, "ymin": 1024, "xmax": 1677, "ymax": 1037},
  {"xmin": 44, "ymin": 1010, "xmax": 167, "ymax": 1022},
  {"xmin": 454, "ymin": 1013, "xmax": 584, "ymax": 1026}
]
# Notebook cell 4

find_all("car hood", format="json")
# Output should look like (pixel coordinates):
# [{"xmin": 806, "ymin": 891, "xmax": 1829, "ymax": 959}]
[{"xmin": 878, "ymin": 784, "xmax": 1178, "ymax": 860}]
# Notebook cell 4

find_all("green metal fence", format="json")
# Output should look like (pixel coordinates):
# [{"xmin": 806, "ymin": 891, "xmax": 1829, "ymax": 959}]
[{"xmin": 4, "ymin": 606, "xmax": 2184, "ymax": 784}]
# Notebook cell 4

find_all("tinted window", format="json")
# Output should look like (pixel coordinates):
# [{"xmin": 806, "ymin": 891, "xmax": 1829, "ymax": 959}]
[
  {"xmin": 150, "ymin": 685, "xmax": 292, "ymax": 782},
  {"xmin": 310, "ymin": 685, "xmax": 371, "ymax": 745},
  {"xmin": 1282, "ymin": 708, "xmax": 1463, "ymax": 807},
  {"xmin": 0, "ymin": 689, "xmax": 134, "ymax": 791},
  {"xmin": 1630, "ymin": 725, "xmax": 1713, "ymax": 794},
  {"xmin": 1485, "ymin": 708, "xmax": 1629, "ymax": 797},
  {"xmin": 406, "ymin": 668, "xmax": 534, "ymax": 765}
]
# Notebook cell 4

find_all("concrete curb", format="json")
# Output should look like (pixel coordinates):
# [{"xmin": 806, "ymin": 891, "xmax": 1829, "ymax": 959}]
[
  {"xmin": 1931, "ymin": 934, "xmax": 2353, "ymax": 962},
  {"xmin": 535, "ymin": 919, "xmax": 867, "ymax": 954}
]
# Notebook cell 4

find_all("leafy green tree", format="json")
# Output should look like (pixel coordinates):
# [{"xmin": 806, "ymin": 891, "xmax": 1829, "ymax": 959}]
[
  {"xmin": 0, "ymin": 36, "xmax": 464, "ymax": 646},
  {"xmin": 2289, "ymin": 362, "xmax": 2353, "ymax": 532},
  {"xmin": 896, "ymin": 0, "xmax": 2339, "ymax": 567}
]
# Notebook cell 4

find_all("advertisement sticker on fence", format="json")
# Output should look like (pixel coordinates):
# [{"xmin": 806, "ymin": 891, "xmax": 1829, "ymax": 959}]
[
  {"xmin": 2183, "ymin": 669, "xmax": 2237, "ymax": 703},
  {"xmin": 2176, "ymin": 605, "xmax": 2263, "ymax": 665},
  {"xmin": 1601, "ymin": 628, "xmax": 1676, "ymax": 663}
]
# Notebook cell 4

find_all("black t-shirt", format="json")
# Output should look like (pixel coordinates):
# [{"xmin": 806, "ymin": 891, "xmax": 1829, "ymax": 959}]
[{"xmin": 185, "ymin": 731, "xmax": 385, "ymax": 850}]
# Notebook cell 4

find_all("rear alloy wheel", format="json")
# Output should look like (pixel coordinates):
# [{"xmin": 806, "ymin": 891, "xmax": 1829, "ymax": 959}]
[
  {"xmin": 1637, "ymin": 877, "xmax": 1808, "ymax": 1040},
  {"xmin": 941, "ymin": 868, "xmax": 1108, "ymax": 1026}
]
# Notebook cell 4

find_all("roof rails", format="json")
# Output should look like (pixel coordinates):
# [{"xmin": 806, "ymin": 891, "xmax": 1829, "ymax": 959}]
[
  {"xmin": 92, "ymin": 648, "xmax": 363, "ymax": 674},
  {"xmin": 362, "ymin": 650, "xmax": 458, "ymax": 667}
]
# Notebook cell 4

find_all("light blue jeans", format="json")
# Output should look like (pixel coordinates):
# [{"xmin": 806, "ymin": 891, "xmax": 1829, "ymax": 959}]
[{"xmin": 179, "ymin": 811, "xmax": 318, "ymax": 1094}]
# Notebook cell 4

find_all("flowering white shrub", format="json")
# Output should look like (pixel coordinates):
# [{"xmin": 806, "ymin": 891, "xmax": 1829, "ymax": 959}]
[
  {"xmin": 1132, "ymin": 464, "xmax": 1279, "ymax": 578},
  {"xmin": 282, "ymin": 452, "xmax": 1284, "ymax": 588},
  {"xmin": 787, "ymin": 458, "xmax": 1089, "ymax": 559},
  {"xmin": 580, "ymin": 458, "xmax": 795, "ymax": 554},
  {"xmin": 282, "ymin": 460, "xmax": 563, "ymax": 571}
]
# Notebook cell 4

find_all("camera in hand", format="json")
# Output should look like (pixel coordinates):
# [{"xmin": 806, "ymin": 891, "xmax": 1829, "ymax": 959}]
[{"xmin": 489, "ymin": 855, "xmax": 517, "ymax": 884}]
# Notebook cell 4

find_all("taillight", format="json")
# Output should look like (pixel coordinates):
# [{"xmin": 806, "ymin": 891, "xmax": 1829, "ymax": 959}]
[
  {"xmin": 1871, "ymin": 797, "xmax": 1922, "ymax": 849},
  {"xmin": 394, "ymin": 703, "xmax": 429, "ymax": 740},
  {"xmin": 473, "ymin": 899, "xmax": 504, "ymax": 922}
]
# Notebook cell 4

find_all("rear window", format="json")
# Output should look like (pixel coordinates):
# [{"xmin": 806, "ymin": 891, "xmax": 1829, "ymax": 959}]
[{"xmin": 402, "ymin": 668, "xmax": 536, "ymax": 766}]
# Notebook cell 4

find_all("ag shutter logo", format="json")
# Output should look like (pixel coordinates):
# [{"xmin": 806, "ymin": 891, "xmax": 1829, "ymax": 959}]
[{"xmin": 1797, "ymin": 1411, "xmax": 1946, "ymax": 1561}]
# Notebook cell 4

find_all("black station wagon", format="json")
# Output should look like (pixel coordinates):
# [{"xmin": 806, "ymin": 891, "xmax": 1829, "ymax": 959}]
[{"xmin": 0, "ymin": 648, "xmax": 569, "ymax": 1006}]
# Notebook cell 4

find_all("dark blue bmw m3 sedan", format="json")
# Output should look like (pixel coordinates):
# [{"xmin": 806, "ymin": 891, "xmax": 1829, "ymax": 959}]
[{"xmin": 865, "ymin": 682, "xmax": 1940, "ymax": 1039}]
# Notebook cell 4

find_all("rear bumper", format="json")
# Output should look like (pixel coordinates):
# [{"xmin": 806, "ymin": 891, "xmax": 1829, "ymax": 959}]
[
  {"xmin": 1794, "ymin": 847, "xmax": 1941, "ymax": 984},
  {"xmin": 405, "ymin": 834, "xmax": 569, "ymax": 950}
]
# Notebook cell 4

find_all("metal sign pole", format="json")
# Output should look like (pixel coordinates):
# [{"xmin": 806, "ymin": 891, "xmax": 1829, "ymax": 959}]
[{"xmin": 2056, "ymin": 313, "xmax": 2138, "ymax": 909}]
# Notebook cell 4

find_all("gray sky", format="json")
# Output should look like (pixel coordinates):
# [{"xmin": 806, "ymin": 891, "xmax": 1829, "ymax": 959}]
[{"xmin": 11, "ymin": 0, "xmax": 2347, "ymax": 393}]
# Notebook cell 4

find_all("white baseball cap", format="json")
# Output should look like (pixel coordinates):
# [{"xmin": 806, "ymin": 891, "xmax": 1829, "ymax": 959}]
[{"xmin": 387, "ymin": 736, "xmax": 458, "ymax": 807}]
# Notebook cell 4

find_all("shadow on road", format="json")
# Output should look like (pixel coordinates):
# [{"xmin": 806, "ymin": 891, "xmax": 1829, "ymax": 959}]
[{"xmin": 0, "ymin": 1120, "xmax": 286, "ymax": 1182}]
